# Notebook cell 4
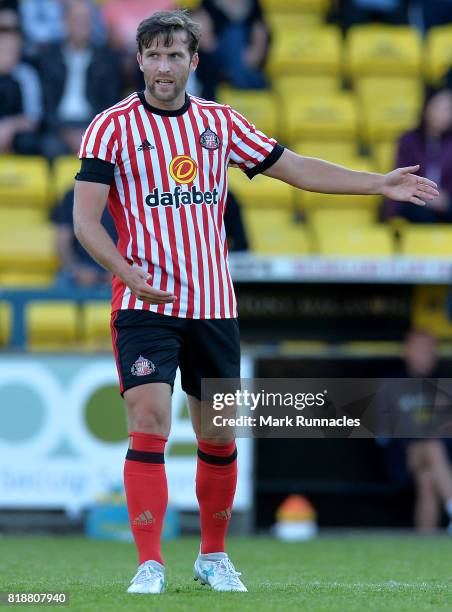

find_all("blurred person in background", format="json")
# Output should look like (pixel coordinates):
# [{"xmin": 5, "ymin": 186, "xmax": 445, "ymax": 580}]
[
  {"xmin": 19, "ymin": 0, "xmax": 65, "ymax": 56},
  {"xmin": 0, "ymin": 0, "xmax": 17, "ymax": 13},
  {"xmin": 52, "ymin": 185, "xmax": 117, "ymax": 287},
  {"xmin": 334, "ymin": 0, "xmax": 408, "ymax": 30},
  {"xmin": 0, "ymin": 14, "xmax": 43, "ymax": 154},
  {"xmin": 224, "ymin": 192, "xmax": 249, "ymax": 252},
  {"xmin": 193, "ymin": 0, "xmax": 270, "ymax": 99},
  {"xmin": 416, "ymin": 0, "xmax": 452, "ymax": 32},
  {"xmin": 380, "ymin": 329, "xmax": 452, "ymax": 533},
  {"xmin": 382, "ymin": 87, "xmax": 452, "ymax": 223},
  {"xmin": 38, "ymin": 0, "xmax": 121, "ymax": 160},
  {"xmin": 19, "ymin": 0, "xmax": 105, "ymax": 57}
]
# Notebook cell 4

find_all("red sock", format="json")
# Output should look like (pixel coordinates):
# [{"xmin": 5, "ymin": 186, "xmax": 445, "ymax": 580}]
[
  {"xmin": 124, "ymin": 432, "xmax": 168, "ymax": 565},
  {"xmin": 196, "ymin": 439, "xmax": 238, "ymax": 554}
]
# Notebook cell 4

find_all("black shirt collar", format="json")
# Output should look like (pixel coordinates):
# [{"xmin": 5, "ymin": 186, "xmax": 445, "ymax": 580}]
[{"xmin": 138, "ymin": 91, "xmax": 191, "ymax": 116}]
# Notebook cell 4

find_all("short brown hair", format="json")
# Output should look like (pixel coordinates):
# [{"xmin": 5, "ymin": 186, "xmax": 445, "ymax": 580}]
[{"xmin": 136, "ymin": 10, "xmax": 201, "ymax": 57}]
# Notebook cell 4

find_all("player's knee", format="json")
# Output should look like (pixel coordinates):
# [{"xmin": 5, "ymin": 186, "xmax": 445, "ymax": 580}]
[
  {"xmin": 132, "ymin": 411, "xmax": 166, "ymax": 433},
  {"xmin": 125, "ymin": 385, "xmax": 170, "ymax": 433},
  {"xmin": 128, "ymin": 403, "xmax": 169, "ymax": 433}
]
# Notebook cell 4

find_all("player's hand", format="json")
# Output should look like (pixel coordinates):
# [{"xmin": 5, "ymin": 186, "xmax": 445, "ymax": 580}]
[
  {"xmin": 123, "ymin": 266, "xmax": 177, "ymax": 305},
  {"xmin": 381, "ymin": 165, "xmax": 439, "ymax": 206}
]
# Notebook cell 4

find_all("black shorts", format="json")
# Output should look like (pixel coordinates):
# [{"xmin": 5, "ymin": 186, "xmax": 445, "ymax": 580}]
[{"xmin": 111, "ymin": 310, "xmax": 240, "ymax": 399}]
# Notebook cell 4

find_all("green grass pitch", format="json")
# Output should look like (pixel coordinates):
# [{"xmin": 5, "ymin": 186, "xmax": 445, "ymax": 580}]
[{"xmin": 0, "ymin": 535, "xmax": 451, "ymax": 611}]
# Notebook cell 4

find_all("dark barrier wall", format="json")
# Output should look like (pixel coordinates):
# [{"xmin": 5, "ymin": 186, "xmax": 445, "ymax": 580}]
[{"xmin": 255, "ymin": 356, "xmax": 452, "ymax": 529}]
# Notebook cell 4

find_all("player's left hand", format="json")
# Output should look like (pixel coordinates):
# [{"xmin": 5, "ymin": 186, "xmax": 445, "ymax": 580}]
[{"xmin": 381, "ymin": 165, "xmax": 439, "ymax": 206}]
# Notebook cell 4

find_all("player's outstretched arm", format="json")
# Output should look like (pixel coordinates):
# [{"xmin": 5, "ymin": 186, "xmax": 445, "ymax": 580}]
[
  {"xmin": 73, "ymin": 180, "xmax": 176, "ymax": 305},
  {"xmin": 263, "ymin": 149, "xmax": 439, "ymax": 206}
]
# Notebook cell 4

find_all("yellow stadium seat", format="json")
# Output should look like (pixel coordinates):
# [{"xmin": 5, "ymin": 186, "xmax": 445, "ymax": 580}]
[
  {"xmin": 243, "ymin": 209, "xmax": 312, "ymax": 254},
  {"xmin": 0, "ymin": 301, "xmax": 11, "ymax": 346},
  {"xmin": 266, "ymin": 26, "xmax": 342, "ymax": 78},
  {"xmin": 372, "ymin": 141, "xmax": 397, "ymax": 173},
  {"xmin": 177, "ymin": 0, "xmax": 201, "ymax": 9},
  {"xmin": 294, "ymin": 140, "xmax": 358, "ymax": 162},
  {"xmin": 261, "ymin": 0, "xmax": 330, "ymax": 15},
  {"xmin": 412, "ymin": 286, "xmax": 452, "ymax": 339},
  {"xmin": 355, "ymin": 76, "xmax": 423, "ymax": 110},
  {"xmin": 216, "ymin": 88, "xmax": 278, "ymax": 139},
  {"xmin": 308, "ymin": 208, "xmax": 376, "ymax": 235},
  {"xmin": 401, "ymin": 226, "xmax": 452, "ymax": 256},
  {"xmin": 0, "ymin": 224, "xmax": 58, "ymax": 275},
  {"xmin": 228, "ymin": 168, "xmax": 295, "ymax": 209},
  {"xmin": 345, "ymin": 25, "xmax": 422, "ymax": 80},
  {"xmin": 281, "ymin": 92, "xmax": 358, "ymax": 144},
  {"xmin": 424, "ymin": 25, "xmax": 452, "ymax": 85},
  {"xmin": 0, "ymin": 208, "xmax": 47, "ymax": 225},
  {"xmin": 0, "ymin": 273, "xmax": 55, "ymax": 288},
  {"xmin": 360, "ymin": 96, "xmax": 419, "ymax": 146},
  {"xmin": 295, "ymin": 155, "xmax": 381, "ymax": 211},
  {"xmin": 53, "ymin": 155, "xmax": 80, "ymax": 202},
  {"xmin": 298, "ymin": 191, "xmax": 381, "ymax": 213},
  {"xmin": 273, "ymin": 75, "xmax": 342, "ymax": 102},
  {"xmin": 314, "ymin": 225, "xmax": 394, "ymax": 256},
  {"xmin": 0, "ymin": 155, "xmax": 51, "ymax": 209},
  {"xmin": 341, "ymin": 341, "xmax": 401, "ymax": 356},
  {"xmin": 81, "ymin": 301, "xmax": 111, "ymax": 348},
  {"xmin": 26, "ymin": 301, "xmax": 79, "ymax": 350},
  {"xmin": 267, "ymin": 13, "xmax": 323, "ymax": 42}
]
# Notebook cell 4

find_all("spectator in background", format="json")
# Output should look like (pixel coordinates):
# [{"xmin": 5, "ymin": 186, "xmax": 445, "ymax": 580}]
[
  {"xmin": 52, "ymin": 186, "xmax": 117, "ymax": 287},
  {"xmin": 0, "ymin": 16, "xmax": 43, "ymax": 154},
  {"xmin": 0, "ymin": 0, "xmax": 17, "ymax": 12},
  {"xmin": 380, "ymin": 329, "xmax": 452, "ymax": 533},
  {"xmin": 382, "ymin": 87, "xmax": 452, "ymax": 223},
  {"xmin": 335, "ymin": 0, "xmax": 408, "ymax": 29},
  {"xmin": 193, "ymin": 0, "xmax": 270, "ymax": 100},
  {"xmin": 224, "ymin": 192, "xmax": 249, "ymax": 252},
  {"xmin": 38, "ymin": 0, "xmax": 121, "ymax": 160},
  {"xmin": 19, "ymin": 0, "xmax": 65, "ymax": 56},
  {"xmin": 417, "ymin": 0, "xmax": 452, "ymax": 33}
]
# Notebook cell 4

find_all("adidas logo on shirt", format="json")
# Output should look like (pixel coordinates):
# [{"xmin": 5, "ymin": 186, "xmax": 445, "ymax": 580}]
[
  {"xmin": 137, "ymin": 139, "xmax": 155, "ymax": 151},
  {"xmin": 133, "ymin": 510, "xmax": 154, "ymax": 526}
]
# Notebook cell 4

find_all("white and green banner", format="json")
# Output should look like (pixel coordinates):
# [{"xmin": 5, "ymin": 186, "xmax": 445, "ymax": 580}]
[{"xmin": 0, "ymin": 355, "xmax": 252, "ymax": 514}]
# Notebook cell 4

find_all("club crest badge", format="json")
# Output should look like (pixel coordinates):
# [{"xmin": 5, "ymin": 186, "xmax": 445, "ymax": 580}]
[
  {"xmin": 131, "ymin": 355, "xmax": 156, "ymax": 377},
  {"xmin": 199, "ymin": 128, "xmax": 221, "ymax": 150}
]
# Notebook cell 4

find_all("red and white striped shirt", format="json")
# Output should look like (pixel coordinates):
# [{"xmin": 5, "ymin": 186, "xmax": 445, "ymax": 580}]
[{"xmin": 78, "ymin": 91, "xmax": 283, "ymax": 318}]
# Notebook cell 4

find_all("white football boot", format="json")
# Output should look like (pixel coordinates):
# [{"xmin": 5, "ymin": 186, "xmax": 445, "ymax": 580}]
[
  {"xmin": 193, "ymin": 551, "xmax": 247, "ymax": 592},
  {"xmin": 127, "ymin": 560, "xmax": 165, "ymax": 594}
]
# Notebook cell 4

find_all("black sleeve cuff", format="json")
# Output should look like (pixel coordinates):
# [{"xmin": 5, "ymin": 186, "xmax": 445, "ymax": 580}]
[
  {"xmin": 75, "ymin": 157, "xmax": 115, "ymax": 186},
  {"xmin": 244, "ymin": 143, "xmax": 285, "ymax": 179}
]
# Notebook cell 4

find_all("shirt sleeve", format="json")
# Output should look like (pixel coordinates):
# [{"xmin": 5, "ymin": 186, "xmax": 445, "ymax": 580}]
[
  {"xmin": 228, "ymin": 107, "xmax": 284, "ymax": 179},
  {"xmin": 78, "ymin": 111, "xmax": 118, "ymax": 164}
]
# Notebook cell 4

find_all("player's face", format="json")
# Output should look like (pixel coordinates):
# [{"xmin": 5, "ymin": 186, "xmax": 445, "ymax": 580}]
[{"xmin": 138, "ymin": 31, "xmax": 198, "ymax": 110}]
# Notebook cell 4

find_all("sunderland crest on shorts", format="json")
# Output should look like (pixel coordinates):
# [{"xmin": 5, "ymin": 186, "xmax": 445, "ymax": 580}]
[
  {"xmin": 131, "ymin": 355, "xmax": 155, "ymax": 376},
  {"xmin": 199, "ymin": 128, "xmax": 220, "ymax": 150}
]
